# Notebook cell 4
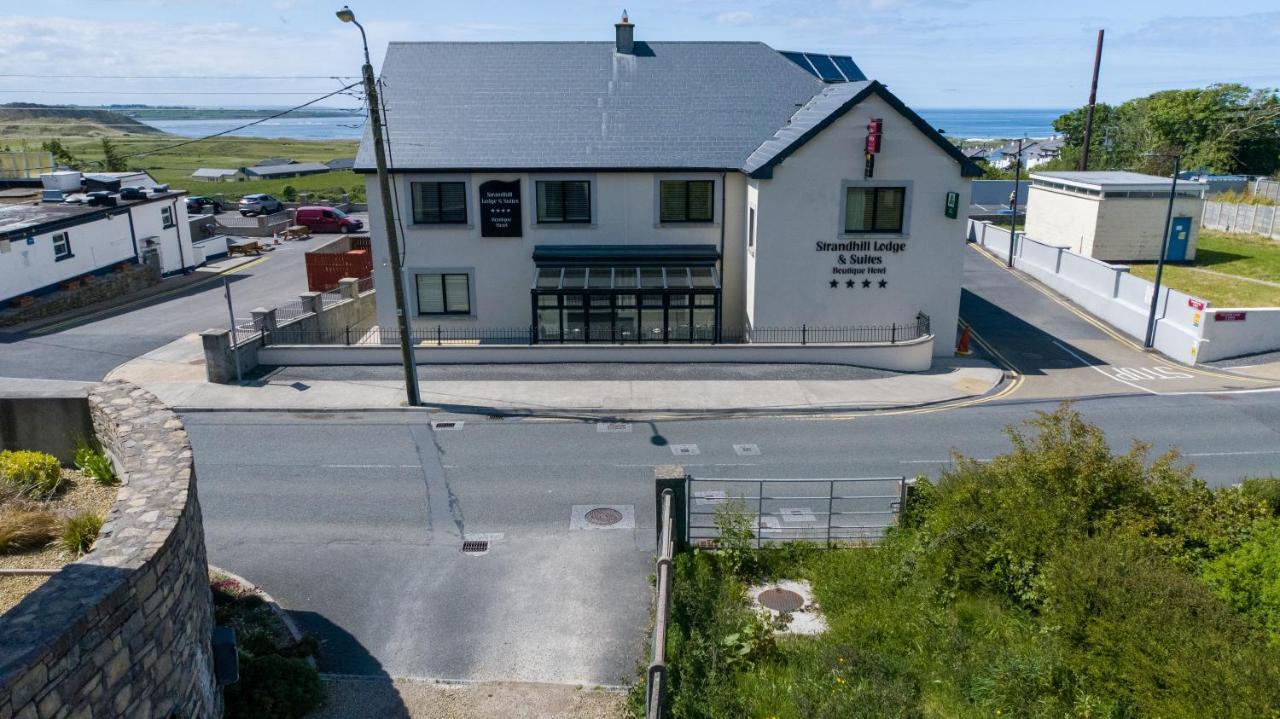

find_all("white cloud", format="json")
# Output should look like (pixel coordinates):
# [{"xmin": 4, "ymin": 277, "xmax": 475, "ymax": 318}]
[{"xmin": 716, "ymin": 10, "xmax": 755, "ymax": 26}]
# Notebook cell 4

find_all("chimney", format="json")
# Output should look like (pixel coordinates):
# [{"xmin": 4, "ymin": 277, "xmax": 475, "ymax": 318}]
[{"xmin": 615, "ymin": 10, "xmax": 634, "ymax": 54}]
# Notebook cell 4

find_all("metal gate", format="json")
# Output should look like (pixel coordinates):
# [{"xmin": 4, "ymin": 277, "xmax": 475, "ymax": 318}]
[{"xmin": 686, "ymin": 476, "xmax": 906, "ymax": 547}]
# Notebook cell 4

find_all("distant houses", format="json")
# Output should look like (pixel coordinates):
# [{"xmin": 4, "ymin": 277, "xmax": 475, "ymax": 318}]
[{"xmin": 191, "ymin": 158, "xmax": 343, "ymax": 183}]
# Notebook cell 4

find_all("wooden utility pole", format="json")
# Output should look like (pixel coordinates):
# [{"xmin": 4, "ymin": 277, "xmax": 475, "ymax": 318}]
[{"xmin": 1078, "ymin": 29, "xmax": 1105, "ymax": 171}]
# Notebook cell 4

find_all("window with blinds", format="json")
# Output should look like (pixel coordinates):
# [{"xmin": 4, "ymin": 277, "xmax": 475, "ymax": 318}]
[
  {"xmin": 536, "ymin": 180, "xmax": 591, "ymax": 223},
  {"xmin": 844, "ymin": 187, "xmax": 905, "ymax": 233},
  {"xmin": 411, "ymin": 181, "xmax": 468, "ymax": 224},
  {"xmin": 415, "ymin": 273, "xmax": 471, "ymax": 315},
  {"xmin": 659, "ymin": 180, "xmax": 714, "ymax": 222}
]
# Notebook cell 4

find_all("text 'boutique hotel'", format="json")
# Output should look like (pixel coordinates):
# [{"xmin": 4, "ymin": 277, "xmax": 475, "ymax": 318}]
[{"xmin": 356, "ymin": 13, "xmax": 980, "ymax": 370}]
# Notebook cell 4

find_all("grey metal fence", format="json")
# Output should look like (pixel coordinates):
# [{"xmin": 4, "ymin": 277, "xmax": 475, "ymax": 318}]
[
  {"xmin": 1203, "ymin": 200, "xmax": 1280, "ymax": 241},
  {"xmin": 646, "ymin": 489, "xmax": 676, "ymax": 719},
  {"xmin": 686, "ymin": 477, "xmax": 906, "ymax": 547}
]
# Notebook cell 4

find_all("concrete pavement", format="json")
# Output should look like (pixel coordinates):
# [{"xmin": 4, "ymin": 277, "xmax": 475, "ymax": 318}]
[{"xmin": 107, "ymin": 337, "xmax": 1005, "ymax": 416}]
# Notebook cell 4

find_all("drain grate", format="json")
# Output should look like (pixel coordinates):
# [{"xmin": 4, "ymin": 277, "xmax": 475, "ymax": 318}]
[
  {"xmin": 461, "ymin": 540, "xmax": 490, "ymax": 554},
  {"xmin": 733, "ymin": 443, "xmax": 761, "ymax": 456},
  {"xmin": 431, "ymin": 420, "xmax": 464, "ymax": 430},
  {"xmin": 585, "ymin": 507, "xmax": 624, "ymax": 526},
  {"xmin": 758, "ymin": 587, "xmax": 805, "ymax": 613},
  {"xmin": 596, "ymin": 422, "xmax": 632, "ymax": 433},
  {"xmin": 670, "ymin": 443, "xmax": 700, "ymax": 456}
]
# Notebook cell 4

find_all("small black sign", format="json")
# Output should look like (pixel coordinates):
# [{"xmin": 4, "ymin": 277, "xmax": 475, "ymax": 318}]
[{"xmin": 479, "ymin": 179, "xmax": 522, "ymax": 238}]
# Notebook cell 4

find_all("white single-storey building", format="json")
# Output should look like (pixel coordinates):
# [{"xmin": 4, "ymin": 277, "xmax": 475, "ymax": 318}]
[
  {"xmin": 356, "ymin": 15, "xmax": 980, "ymax": 366},
  {"xmin": 191, "ymin": 168, "xmax": 244, "ymax": 183},
  {"xmin": 1024, "ymin": 171, "xmax": 1208, "ymax": 262},
  {"xmin": 0, "ymin": 173, "xmax": 194, "ymax": 304}
]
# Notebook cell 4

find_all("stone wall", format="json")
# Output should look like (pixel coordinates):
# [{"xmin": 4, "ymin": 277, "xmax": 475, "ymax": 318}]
[
  {"xmin": 0, "ymin": 382, "xmax": 221, "ymax": 719},
  {"xmin": 0, "ymin": 263, "xmax": 160, "ymax": 327}
]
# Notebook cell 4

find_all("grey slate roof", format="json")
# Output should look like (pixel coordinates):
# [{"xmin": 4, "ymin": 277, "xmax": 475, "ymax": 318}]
[
  {"xmin": 356, "ymin": 41, "xmax": 825, "ymax": 171},
  {"xmin": 243, "ymin": 162, "xmax": 331, "ymax": 178}
]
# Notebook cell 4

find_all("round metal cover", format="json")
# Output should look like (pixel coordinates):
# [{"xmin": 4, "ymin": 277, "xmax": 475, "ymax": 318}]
[
  {"xmin": 758, "ymin": 587, "xmax": 805, "ymax": 613},
  {"xmin": 585, "ymin": 507, "xmax": 624, "ymax": 526}
]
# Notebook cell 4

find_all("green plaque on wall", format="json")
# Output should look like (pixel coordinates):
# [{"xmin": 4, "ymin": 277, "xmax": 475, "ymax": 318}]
[{"xmin": 944, "ymin": 191, "xmax": 959, "ymax": 219}]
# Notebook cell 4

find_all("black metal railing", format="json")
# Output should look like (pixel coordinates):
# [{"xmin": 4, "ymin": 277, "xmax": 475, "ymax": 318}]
[{"xmin": 262, "ymin": 313, "xmax": 931, "ymax": 348}]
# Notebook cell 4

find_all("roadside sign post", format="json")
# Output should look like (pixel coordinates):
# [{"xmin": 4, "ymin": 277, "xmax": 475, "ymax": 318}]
[
  {"xmin": 1143, "ymin": 154, "xmax": 1181, "ymax": 350},
  {"xmin": 223, "ymin": 277, "xmax": 243, "ymax": 384}
]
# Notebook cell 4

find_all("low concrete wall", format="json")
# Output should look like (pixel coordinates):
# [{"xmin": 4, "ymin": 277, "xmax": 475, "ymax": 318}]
[
  {"xmin": 1200, "ymin": 308, "xmax": 1280, "ymax": 362},
  {"xmin": 258, "ymin": 334, "xmax": 936, "ymax": 372},
  {"xmin": 0, "ymin": 382, "xmax": 220, "ymax": 718},
  {"xmin": 0, "ymin": 379, "xmax": 94, "ymax": 463}
]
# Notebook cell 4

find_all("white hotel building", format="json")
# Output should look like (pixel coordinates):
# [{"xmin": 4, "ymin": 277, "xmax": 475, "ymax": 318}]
[{"xmin": 357, "ymin": 17, "xmax": 980, "ymax": 369}]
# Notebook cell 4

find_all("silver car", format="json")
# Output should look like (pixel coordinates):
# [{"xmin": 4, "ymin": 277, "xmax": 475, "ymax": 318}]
[{"xmin": 238, "ymin": 194, "xmax": 284, "ymax": 217}]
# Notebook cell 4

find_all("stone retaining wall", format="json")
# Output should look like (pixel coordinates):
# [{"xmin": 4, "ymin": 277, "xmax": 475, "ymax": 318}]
[{"xmin": 0, "ymin": 382, "xmax": 221, "ymax": 718}]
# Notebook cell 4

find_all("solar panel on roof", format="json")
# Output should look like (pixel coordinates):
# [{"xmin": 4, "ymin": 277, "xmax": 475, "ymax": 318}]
[
  {"xmin": 780, "ymin": 51, "xmax": 818, "ymax": 78},
  {"xmin": 831, "ymin": 56, "xmax": 866, "ymax": 81},
  {"xmin": 803, "ymin": 53, "xmax": 844, "ymax": 82}
]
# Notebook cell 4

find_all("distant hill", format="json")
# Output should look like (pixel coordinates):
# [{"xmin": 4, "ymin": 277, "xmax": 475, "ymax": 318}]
[{"xmin": 0, "ymin": 103, "xmax": 166, "ymax": 137}]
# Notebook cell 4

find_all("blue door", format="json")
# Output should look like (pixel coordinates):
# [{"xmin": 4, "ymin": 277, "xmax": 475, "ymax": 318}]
[{"xmin": 1166, "ymin": 216, "xmax": 1191, "ymax": 260}]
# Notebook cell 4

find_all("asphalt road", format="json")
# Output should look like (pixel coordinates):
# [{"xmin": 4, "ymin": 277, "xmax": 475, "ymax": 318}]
[
  {"xmin": 0, "ymin": 233, "xmax": 331, "ymax": 381},
  {"xmin": 186, "ymin": 389, "xmax": 1280, "ymax": 684}
]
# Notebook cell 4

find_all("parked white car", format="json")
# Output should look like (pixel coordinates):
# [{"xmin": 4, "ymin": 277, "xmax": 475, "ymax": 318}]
[{"xmin": 238, "ymin": 194, "xmax": 284, "ymax": 217}]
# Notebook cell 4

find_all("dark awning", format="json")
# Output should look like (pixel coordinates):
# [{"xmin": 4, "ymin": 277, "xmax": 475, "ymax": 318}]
[{"xmin": 532, "ymin": 244, "xmax": 720, "ymax": 267}]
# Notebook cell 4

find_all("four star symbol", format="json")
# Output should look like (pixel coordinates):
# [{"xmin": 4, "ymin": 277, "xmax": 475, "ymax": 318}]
[
  {"xmin": 846, "ymin": 279, "xmax": 856, "ymax": 288},
  {"xmin": 831, "ymin": 278, "xmax": 891, "ymax": 289},
  {"xmin": 878, "ymin": 279, "xmax": 888, "ymax": 288},
  {"xmin": 829, "ymin": 279, "xmax": 839, "ymax": 288},
  {"xmin": 862, "ymin": 279, "xmax": 872, "ymax": 288}
]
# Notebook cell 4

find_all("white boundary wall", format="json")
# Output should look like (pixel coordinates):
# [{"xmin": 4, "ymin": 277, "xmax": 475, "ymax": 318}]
[
  {"xmin": 1202, "ymin": 201, "xmax": 1280, "ymax": 241},
  {"xmin": 967, "ymin": 219, "xmax": 1280, "ymax": 364}
]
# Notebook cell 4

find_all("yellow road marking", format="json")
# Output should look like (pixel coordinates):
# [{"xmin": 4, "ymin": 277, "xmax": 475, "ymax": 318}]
[
  {"xmin": 968, "ymin": 243, "xmax": 1270, "ymax": 385},
  {"xmin": 29, "ymin": 256, "xmax": 269, "ymax": 336}
]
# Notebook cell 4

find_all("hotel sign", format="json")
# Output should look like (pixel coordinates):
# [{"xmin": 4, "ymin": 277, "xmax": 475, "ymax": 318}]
[
  {"xmin": 815, "ymin": 239, "xmax": 906, "ymax": 289},
  {"xmin": 479, "ymin": 179, "xmax": 522, "ymax": 238}
]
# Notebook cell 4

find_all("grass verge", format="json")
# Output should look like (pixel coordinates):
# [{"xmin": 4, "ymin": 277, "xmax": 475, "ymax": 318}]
[{"xmin": 1128, "ymin": 229, "xmax": 1280, "ymax": 306}]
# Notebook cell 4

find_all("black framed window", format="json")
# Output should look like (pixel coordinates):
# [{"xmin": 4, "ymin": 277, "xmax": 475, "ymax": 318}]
[
  {"xmin": 659, "ymin": 180, "xmax": 714, "ymax": 222},
  {"xmin": 52, "ymin": 232, "xmax": 72, "ymax": 261},
  {"xmin": 844, "ymin": 186, "xmax": 906, "ymax": 233},
  {"xmin": 411, "ymin": 181, "xmax": 468, "ymax": 224},
  {"xmin": 536, "ymin": 180, "xmax": 591, "ymax": 223},
  {"xmin": 416, "ymin": 272, "xmax": 470, "ymax": 315},
  {"xmin": 160, "ymin": 206, "xmax": 175, "ymax": 229}
]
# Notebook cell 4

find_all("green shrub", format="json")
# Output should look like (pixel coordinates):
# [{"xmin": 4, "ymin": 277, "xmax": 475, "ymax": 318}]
[
  {"xmin": 280, "ymin": 185, "xmax": 298, "ymax": 202},
  {"xmin": 1201, "ymin": 518, "xmax": 1280, "ymax": 642},
  {"xmin": 1240, "ymin": 477, "xmax": 1280, "ymax": 516},
  {"xmin": 60, "ymin": 511, "xmax": 103, "ymax": 555},
  {"xmin": 74, "ymin": 443, "xmax": 118, "ymax": 487},
  {"xmin": 0, "ymin": 450, "xmax": 66, "ymax": 499},
  {"xmin": 0, "ymin": 507, "xmax": 59, "ymax": 554},
  {"xmin": 224, "ymin": 654, "xmax": 324, "ymax": 719}
]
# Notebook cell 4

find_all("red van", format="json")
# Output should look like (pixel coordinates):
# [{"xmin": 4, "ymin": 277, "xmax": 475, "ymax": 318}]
[{"xmin": 295, "ymin": 206, "xmax": 364, "ymax": 234}]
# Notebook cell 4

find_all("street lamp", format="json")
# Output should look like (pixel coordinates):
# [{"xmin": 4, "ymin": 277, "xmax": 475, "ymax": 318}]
[
  {"xmin": 337, "ymin": 5, "xmax": 420, "ymax": 406},
  {"xmin": 1007, "ymin": 137, "xmax": 1025, "ymax": 267},
  {"xmin": 1142, "ymin": 152, "xmax": 1182, "ymax": 350}
]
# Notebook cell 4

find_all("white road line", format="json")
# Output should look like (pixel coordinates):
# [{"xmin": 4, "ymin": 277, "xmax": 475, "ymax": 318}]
[
  {"xmin": 899, "ymin": 458, "xmax": 991, "ymax": 464},
  {"xmin": 1052, "ymin": 341, "xmax": 1161, "ymax": 395},
  {"xmin": 320, "ymin": 464, "xmax": 422, "ymax": 469}
]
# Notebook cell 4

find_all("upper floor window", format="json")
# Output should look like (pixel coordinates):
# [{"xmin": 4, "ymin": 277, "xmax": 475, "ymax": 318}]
[
  {"xmin": 160, "ymin": 206, "xmax": 175, "ymax": 229},
  {"xmin": 412, "ymin": 181, "xmax": 468, "ymax": 224},
  {"xmin": 536, "ymin": 180, "xmax": 591, "ymax": 223},
  {"xmin": 660, "ymin": 180, "xmax": 714, "ymax": 223},
  {"xmin": 844, "ymin": 187, "xmax": 905, "ymax": 233},
  {"xmin": 52, "ymin": 231, "xmax": 72, "ymax": 261}
]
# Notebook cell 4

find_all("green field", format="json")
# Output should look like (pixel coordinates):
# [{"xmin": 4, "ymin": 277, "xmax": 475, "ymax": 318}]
[
  {"xmin": 1128, "ymin": 230, "xmax": 1280, "ymax": 307},
  {"xmin": 55, "ymin": 135, "xmax": 363, "ymax": 202}
]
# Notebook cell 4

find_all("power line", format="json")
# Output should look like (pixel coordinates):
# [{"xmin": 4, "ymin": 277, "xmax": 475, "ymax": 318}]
[
  {"xmin": 13, "ymin": 81, "xmax": 363, "ymax": 172},
  {"xmin": 0, "ymin": 89, "xmax": 360, "ymax": 96},
  {"xmin": 0, "ymin": 107, "xmax": 363, "ymax": 113}
]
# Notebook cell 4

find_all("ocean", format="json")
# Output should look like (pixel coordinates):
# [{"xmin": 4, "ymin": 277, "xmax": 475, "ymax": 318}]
[{"xmin": 140, "ymin": 108, "xmax": 1067, "ymax": 143}]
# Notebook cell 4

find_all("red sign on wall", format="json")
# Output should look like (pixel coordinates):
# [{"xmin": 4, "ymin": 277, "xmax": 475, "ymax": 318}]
[
  {"xmin": 865, "ymin": 118, "xmax": 883, "ymax": 154},
  {"xmin": 1187, "ymin": 298, "xmax": 1205, "ymax": 311},
  {"xmin": 1214, "ymin": 311, "xmax": 1248, "ymax": 322}
]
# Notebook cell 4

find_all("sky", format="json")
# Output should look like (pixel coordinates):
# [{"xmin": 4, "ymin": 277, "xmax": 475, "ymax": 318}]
[{"xmin": 0, "ymin": 0, "xmax": 1277, "ymax": 110}]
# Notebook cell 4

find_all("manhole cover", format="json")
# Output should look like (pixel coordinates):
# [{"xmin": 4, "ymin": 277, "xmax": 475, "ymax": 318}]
[
  {"xmin": 758, "ymin": 587, "xmax": 805, "ymax": 613},
  {"xmin": 461, "ymin": 540, "xmax": 489, "ymax": 554},
  {"xmin": 585, "ymin": 507, "xmax": 624, "ymax": 526}
]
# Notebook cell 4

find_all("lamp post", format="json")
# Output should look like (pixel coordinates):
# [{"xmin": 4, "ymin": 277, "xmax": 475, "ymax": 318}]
[
  {"xmin": 1143, "ymin": 153, "xmax": 1182, "ymax": 350},
  {"xmin": 337, "ymin": 5, "xmax": 420, "ymax": 406},
  {"xmin": 1007, "ymin": 137, "xmax": 1024, "ymax": 267}
]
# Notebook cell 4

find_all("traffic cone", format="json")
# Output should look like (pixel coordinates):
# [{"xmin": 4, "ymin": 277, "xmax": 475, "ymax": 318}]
[
  {"xmin": 956, "ymin": 325, "xmax": 973, "ymax": 356},
  {"xmin": 272, "ymin": 233, "xmax": 281, "ymax": 246}
]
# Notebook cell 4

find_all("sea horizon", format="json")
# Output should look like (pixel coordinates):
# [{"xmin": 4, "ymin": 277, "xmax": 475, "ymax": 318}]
[{"xmin": 140, "ymin": 107, "xmax": 1071, "ymax": 143}]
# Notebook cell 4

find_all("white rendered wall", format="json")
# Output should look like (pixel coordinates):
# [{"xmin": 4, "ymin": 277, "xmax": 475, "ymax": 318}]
[
  {"xmin": 0, "ymin": 214, "xmax": 135, "ymax": 303},
  {"xmin": 368, "ymin": 171, "xmax": 733, "ymax": 331},
  {"xmin": 1024, "ymin": 187, "xmax": 1100, "ymax": 255},
  {"xmin": 129, "ymin": 198, "xmax": 194, "ymax": 275},
  {"xmin": 750, "ymin": 93, "xmax": 971, "ymax": 356}
]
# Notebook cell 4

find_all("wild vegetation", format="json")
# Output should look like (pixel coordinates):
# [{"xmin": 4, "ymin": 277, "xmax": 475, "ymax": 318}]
[
  {"xmin": 1127, "ymin": 229, "xmax": 1280, "ymax": 307},
  {"xmin": 1047, "ymin": 84, "xmax": 1280, "ymax": 176},
  {"xmin": 648, "ymin": 406, "xmax": 1280, "ymax": 718}
]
